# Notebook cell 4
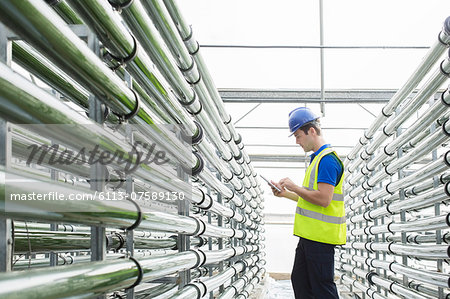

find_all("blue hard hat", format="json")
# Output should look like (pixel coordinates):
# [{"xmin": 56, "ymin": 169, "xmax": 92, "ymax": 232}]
[{"xmin": 288, "ymin": 107, "xmax": 319, "ymax": 136}]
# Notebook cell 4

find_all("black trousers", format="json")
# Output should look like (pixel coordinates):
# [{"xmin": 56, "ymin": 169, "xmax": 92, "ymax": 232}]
[{"xmin": 291, "ymin": 237, "xmax": 339, "ymax": 299}]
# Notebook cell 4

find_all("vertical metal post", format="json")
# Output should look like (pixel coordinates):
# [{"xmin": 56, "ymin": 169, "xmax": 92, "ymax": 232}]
[
  {"xmin": 319, "ymin": 0, "xmax": 325, "ymax": 116},
  {"xmin": 0, "ymin": 23, "xmax": 13, "ymax": 273},
  {"xmin": 125, "ymin": 120, "xmax": 135, "ymax": 299},
  {"xmin": 374, "ymin": 163, "xmax": 382, "ymax": 295},
  {"xmin": 395, "ymin": 107, "xmax": 408, "ymax": 288},
  {"xmin": 0, "ymin": 120, "xmax": 12, "ymax": 273},
  {"xmin": 50, "ymin": 94, "xmax": 60, "ymax": 267},
  {"xmin": 431, "ymin": 95, "xmax": 443, "ymax": 299},
  {"xmin": 0, "ymin": 24, "xmax": 12, "ymax": 65},
  {"xmin": 82, "ymin": 27, "xmax": 106, "ymax": 299},
  {"xmin": 217, "ymin": 187, "xmax": 224, "ymax": 294},
  {"xmin": 177, "ymin": 166, "xmax": 190, "ymax": 288},
  {"xmin": 207, "ymin": 209, "xmax": 213, "ymax": 299}
]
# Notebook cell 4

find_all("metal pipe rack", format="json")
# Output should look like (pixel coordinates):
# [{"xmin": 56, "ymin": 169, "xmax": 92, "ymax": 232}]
[
  {"xmin": 342, "ymin": 16, "xmax": 450, "ymax": 299},
  {"xmin": 0, "ymin": 0, "xmax": 265, "ymax": 298}
]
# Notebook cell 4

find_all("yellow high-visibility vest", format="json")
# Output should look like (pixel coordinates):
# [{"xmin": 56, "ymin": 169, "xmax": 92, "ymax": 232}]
[{"xmin": 293, "ymin": 147, "xmax": 346, "ymax": 245}]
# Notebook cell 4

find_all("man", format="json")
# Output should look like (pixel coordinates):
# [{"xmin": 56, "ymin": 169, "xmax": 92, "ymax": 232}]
[{"xmin": 269, "ymin": 107, "xmax": 346, "ymax": 299}]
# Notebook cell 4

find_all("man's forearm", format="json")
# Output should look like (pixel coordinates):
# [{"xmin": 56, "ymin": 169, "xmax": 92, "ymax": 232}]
[{"xmin": 295, "ymin": 185, "xmax": 333, "ymax": 208}]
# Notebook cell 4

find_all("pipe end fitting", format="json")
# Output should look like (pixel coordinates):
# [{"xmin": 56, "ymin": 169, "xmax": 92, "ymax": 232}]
[
  {"xmin": 190, "ymin": 151, "xmax": 204, "ymax": 176},
  {"xmin": 444, "ymin": 16, "xmax": 450, "ymax": 36},
  {"xmin": 189, "ymin": 121, "xmax": 204, "ymax": 145},
  {"xmin": 366, "ymin": 272, "xmax": 378, "ymax": 285}
]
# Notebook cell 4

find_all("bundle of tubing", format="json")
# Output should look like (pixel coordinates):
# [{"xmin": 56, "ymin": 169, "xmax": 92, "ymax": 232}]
[
  {"xmin": 13, "ymin": 251, "xmax": 172, "ymax": 270},
  {"xmin": 0, "ymin": 63, "xmax": 259, "ymax": 229},
  {"xmin": 0, "ymin": 1, "xmax": 265, "ymax": 298},
  {"xmin": 337, "ymin": 271, "xmax": 387, "ymax": 299},
  {"xmin": 0, "ymin": 245, "xmax": 260, "ymax": 298},
  {"xmin": 1, "ymin": 168, "xmax": 252, "ymax": 239},
  {"xmin": 12, "ymin": 230, "xmax": 209, "ymax": 253},
  {"xmin": 2, "ymin": 0, "xmax": 263, "ymax": 223},
  {"xmin": 0, "ymin": 2, "xmax": 264, "ymax": 213},
  {"xmin": 9, "ymin": 127, "xmax": 256, "ymax": 226},
  {"xmin": 345, "ymin": 16, "xmax": 450, "ymax": 166},
  {"xmin": 166, "ymin": 254, "xmax": 260, "ymax": 298},
  {"xmin": 339, "ymin": 252, "xmax": 450, "ymax": 289},
  {"xmin": 340, "ymin": 16, "xmax": 450, "ymax": 299},
  {"xmin": 337, "ymin": 260, "xmax": 441, "ymax": 299},
  {"xmin": 64, "ymin": 0, "xmax": 261, "ymax": 198},
  {"xmin": 129, "ymin": 0, "xmax": 256, "ymax": 178}
]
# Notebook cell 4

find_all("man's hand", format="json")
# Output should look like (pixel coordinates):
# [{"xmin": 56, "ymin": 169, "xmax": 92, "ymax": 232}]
[
  {"xmin": 270, "ymin": 178, "xmax": 300, "ymax": 202},
  {"xmin": 279, "ymin": 177, "xmax": 298, "ymax": 192},
  {"xmin": 269, "ymin": 180, "xmax": 286, "ymax": 197}
]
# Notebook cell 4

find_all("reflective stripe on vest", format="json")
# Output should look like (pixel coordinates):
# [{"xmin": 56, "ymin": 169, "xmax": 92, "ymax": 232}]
[{"xmin": 296, "ymin": 206, "xmax": 346, "ymax": 224}]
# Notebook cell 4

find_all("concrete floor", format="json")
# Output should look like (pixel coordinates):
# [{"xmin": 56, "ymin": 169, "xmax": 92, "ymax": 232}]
[{"xmin": 251, "ymin": 274, "xmax": 358, "ymax": 299}]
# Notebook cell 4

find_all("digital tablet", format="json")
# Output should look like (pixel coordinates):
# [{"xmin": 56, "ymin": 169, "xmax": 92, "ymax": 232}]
[{"xmin": 259, "ymin": 174, "xmax": 281, "ymax": 192}]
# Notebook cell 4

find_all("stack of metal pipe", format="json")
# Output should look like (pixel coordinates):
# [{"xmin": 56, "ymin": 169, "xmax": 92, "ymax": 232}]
[
  {"xmin": 341, "ymin": 16, "xmax": 450, "ymax": 299},
  {"xmin": 0, "ymin": 0, "xmax": 265, "ymax": 298}
]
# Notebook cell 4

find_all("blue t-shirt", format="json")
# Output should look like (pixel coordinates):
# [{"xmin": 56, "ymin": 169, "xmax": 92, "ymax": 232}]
[{"xmin": 309, "ymin": 144, "xmax": 343, "ymax": 186}]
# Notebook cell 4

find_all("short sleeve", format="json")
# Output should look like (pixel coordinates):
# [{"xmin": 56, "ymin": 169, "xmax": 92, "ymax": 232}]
[{"xmin": 317, "ymin": 154, "xmax": 343, "ymax": 186}]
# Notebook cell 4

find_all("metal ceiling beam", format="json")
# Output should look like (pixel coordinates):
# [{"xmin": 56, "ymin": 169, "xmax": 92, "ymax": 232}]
[
  {"xmin": 235, "ymin": 126, "xmax": 365, "ymax": 130},
  {"xmin": 249, "ymin": 154, "xmax": 345, "ymax": 163},
  {"xmin": 245, "ymin": 144, "xmax": 354, "ymax": 148},
  {"xmin": 218, "ymin": 89, "xmax": 405, "ymax": 103},
  {"xmin": 253, "ymin": 166, "xmax": 306, "ymax": 169}
]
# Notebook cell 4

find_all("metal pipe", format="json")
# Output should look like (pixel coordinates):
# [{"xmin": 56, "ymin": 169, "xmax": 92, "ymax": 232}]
[
  {"xmin": 139, "ymin": 250, "xmax": 200, "ymax": 282},
  {"xmin": 346, "ymin": 16, "xmax": 450, "ymax": 161},
  {"xmin": 363, "ymin": 56, "xmax": 450, "ymax": 160},
  {"xmin": 385, "ymin": 92, "xmax": 449, "ymax": 154},
  {"xmin": 386, "ymin": 184, "xmax": 449, "ymax": 216},
  {"xmin": 103, "ymin": 0, "xmax": 253, "ymax": 186},
  {"xmin": 66, "ymin": 0, "xmax": 262, "ymax": 199},
  {"xmin": 135, "ymin": 284, "xmax": 178, "ymax": 299},
  {"xmin": 339, "ymin": 273, "xmax": 388, "ymax": 299},
  {"xmin": 46, "ymin": 0, "xmax": 83, "ymax": 24},
  {"xmin": 385, "ymin": 153, "xmax": 449, "ymax": 194},
  {"xmin": 200, "ymin": 261, "xmax": 246, "ymax": 295},
  {"xmin": 366, "ymin": 98, "xmax": 450, "ymax": 171},
  {"xmin": 0, "ymin": 259, "xmax": 139, "ymax": 298},
  {"xmin": 359, "ymin": 213, "xmax": 450, "ymax": 236},
  {"xmin": 11, "ymin": 127, "xmax": 240, "ymax": 222},
  {"xmin": 14, "ymin": 230, "xmax": 92, "ymax": 253},
  {"xmin": 0, "ymin": 0, "xmax": 196, "ymax": 171},
  {"xmin": 340, "ymin": 260, "xmax": 430, "ymax": 299},
  {"xmin": 348, "ymin": 158, "xmax": 449, "ymax": 213},
  {"xmin": 12, "ymin": 41, "xmax": 90, "ymax": 111},
  {"xmin": 368, "ymin": 242, "xmax": 449, "ymax": 260},
  {"xmin": 404, "ymin": 171, "xmax": 450, "ymax": 197},
  {"xmin": 349, "ymin": 184, "xmax": 449, "ymax": 223},
  {"xmin": 218, "ymin": 265, "xmax": 262, "ymax": 299},
  {"xmin": 384, "ymin": 60, "xmax": 450, "ymax": 137},
  {"xmin": 1, "ymin": 60, "xmax": 196, "ymax": 199},
  {"xmin": 140, "ymin": 0, "xmax": 247, "ymax": 162},
  {"xmin": 364, "ymin": 121, "xmax": 450, "ymax": 189},
  {"xmin": 162, "ymin": 0, "xmax": 234, "ymax": 128},
  {"xmin": 386, "ymin": 232, "xmax": 446, "ymax": 244},
  {"xmin": 0, "ymin": 0, "xmax": 134, "ymax": 116},
  {"xmin": 163, "ymin": 0, "xmax": 268, "ymax": 175},
  {"xmin": 388, "ymin": 214, "xmax": 450, "ymax": 233},
  {"xmin": 66, "ymin": 0, "xmax": 199, "ymax": 137},
  {"xmin": 12, "ymin": 251, "xmax": 173, "ymax": 270},
  {"xmin": 3, "ymin": 169, "xmax": 254, "ymax": 238},
  {"xmin": 1, "ymin": 60, "xmax": 250, "ymax": 225},
  {"xmin": 4, "ymin": 250, "xmax": 208, "ymax": 297},
  {"xmin": 12, "ymin": 40, "xmax": 173, "ymax": 125}
]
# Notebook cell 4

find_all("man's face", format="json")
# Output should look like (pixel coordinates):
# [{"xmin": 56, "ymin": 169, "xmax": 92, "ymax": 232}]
[{"xmin": 293, "ymin": 128, "xmax": 313, "ymax": 152}]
